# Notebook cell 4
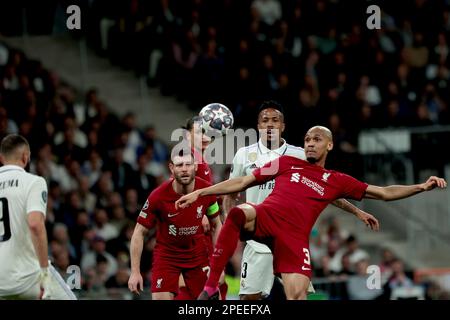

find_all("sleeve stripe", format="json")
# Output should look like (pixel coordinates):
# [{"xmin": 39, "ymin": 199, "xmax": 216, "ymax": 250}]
[{"xmin": 207, "ymin": 202, "xmax": 219, "ymax": 216}]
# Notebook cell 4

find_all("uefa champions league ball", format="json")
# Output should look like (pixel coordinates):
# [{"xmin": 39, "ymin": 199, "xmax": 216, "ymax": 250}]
[{"xmin": 199, "ymin": 103, "xmax": 234, "ymax": 136}]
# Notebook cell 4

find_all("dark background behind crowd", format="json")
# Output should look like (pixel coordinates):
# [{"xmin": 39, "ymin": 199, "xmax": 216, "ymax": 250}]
[{"xmin": 1, "ymin": 0, "xmax": 449, "ymax": 299}]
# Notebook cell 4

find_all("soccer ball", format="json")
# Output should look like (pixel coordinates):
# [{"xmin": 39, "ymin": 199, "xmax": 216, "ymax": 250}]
[{"xmin": 199, "ymin": 103, "xmax": 234, "ymax": 136}]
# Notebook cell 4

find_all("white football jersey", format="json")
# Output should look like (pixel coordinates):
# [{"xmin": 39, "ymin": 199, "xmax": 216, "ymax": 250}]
[
  {"xmin": 0, "ymin": 165, "xmax": 48, "ymax": 296},
  {"xmin": 229, "ymin": 139, "xmax": 305, "ymax": 252}
]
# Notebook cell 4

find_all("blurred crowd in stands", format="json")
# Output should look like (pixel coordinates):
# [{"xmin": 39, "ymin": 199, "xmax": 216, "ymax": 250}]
[
  {"xmin": 47, "ymin": 0, "xmax": 449, "ymax": 179},
  {"xmin": 0, "ymin": 39, "xmax": 173, "ymax": 296},
  {"xmin": 81, "ymin": 1, "xmax": 450, "ymax": 140},
  {"xmin": 310, "ymin": 217, "xmax": 450, "ymax": 300},
  {"xmin": 1, "ymin": 0, "xmax": 450, "ymax": 299}
]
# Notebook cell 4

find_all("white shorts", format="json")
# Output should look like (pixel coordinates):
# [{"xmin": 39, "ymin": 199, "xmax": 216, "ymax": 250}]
[
  {"xmin": 0, "ymin": 264, "xmax": 77, "ymax": 300},
  {"xmin": 239, "ymin": 242, "xmax": 315, "ymax": 297},
  {"xmin": 48, "ymin": 264, "xmax": 78, "ymax": 300},
  {"xmin": 239, "ymin": 242, "xmax": 274, "ymax": 297}
]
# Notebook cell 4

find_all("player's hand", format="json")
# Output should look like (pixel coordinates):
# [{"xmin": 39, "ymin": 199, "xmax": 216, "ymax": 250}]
[
  {"xmin": 357, "ymin": 211, "xmax": 379, "ymax": 231},
  {"xmin": 128, "ymin": 272, "xmax": 144, "ymax": 294},
  {"xmin": 421, "ymin": 176, "xmax": 447, "ymax": 191},
  {"xmin": 202, "ymin": 215, "xmax": 211, "ymax": 233},
  {"xmin": 39, "ymin": 267, "xmax": 52, "ymax": 300},
  {"xmin": 175, "ymin": 190, "xmax": 201, "ymax": 210}
]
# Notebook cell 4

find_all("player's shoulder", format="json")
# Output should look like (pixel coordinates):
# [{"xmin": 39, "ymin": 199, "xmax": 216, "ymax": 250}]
[
  {"xmin": 285, "ymin": 143, "xmax": 304, "ymax": 153},
  {"xmin": 194, "ymin": 176, "xmax": 212, "ymax": 189},
  {"xmin": 20, "ymin": 171, "xmax": 47, "ymax": 186},
  {"xmin": 235, "ymin": 143, "xmax": 258, "ymax": 156},
  {"xmin": 327, "ymin": 168, "xmax": 357, "ymax": 180},
  {"xmin": 280, "ymin": 154, "xmax": 306, "ymax": 161},
  {"xmin": 278, "ymin": 155, "xmax": 309, "ymax": 167},
  {"xmin": 285, "ymin": 143, "xmax": 306, "ymax": 158},
  {"xmin": 148, "ymin": 180, "xmax": 171, "ymax": 199}
]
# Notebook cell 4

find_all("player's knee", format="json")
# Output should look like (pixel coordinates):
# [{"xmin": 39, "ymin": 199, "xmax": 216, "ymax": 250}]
[
  {"xmin": 285, "ymin": 288, "xmax": 307, "ymax": 300},
  {"xmin": 227, "ymin": 207, "xmax": 247, "ymax": 227},
  {"xmin": 240, "ymin": 293, "xmax": 263, "ymax": 300}
]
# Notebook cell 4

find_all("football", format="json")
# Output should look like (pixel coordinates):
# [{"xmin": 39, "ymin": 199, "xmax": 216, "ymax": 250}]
[{"xmin": 199, "ymin": 103, "xmax": 234, "ymax": 136}]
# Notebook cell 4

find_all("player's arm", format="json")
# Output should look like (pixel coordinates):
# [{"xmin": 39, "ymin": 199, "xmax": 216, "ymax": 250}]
[
  {"xmin": 364, "ymin": 176, "xmax": 447, "ymax": 201},
  {"xmin": 28, "ymin": 212, "xmax": 49, "ymax": 269},
  {"xmin": 129, "ymin": 223, "xmax": 149, "ymax": 294},
  {"xmin": 176, "ymin": 175, "xmax": 258, "ymax": 209},
  {"xmin": 26, "ymin": 177, "xmax": 52, "ymax": 299},
  {"xmin": 209, "ymin": 215, "xmax": 223, "ymax": 247},
  {"xmin": 331, "ymin": 199, "xmax": 379, "ymax": 231},
  {"xmin": 28, "ymin": 211, "xmax": 52, "ymax": 299},
  {"xmin": 206, "ymin": 200, "xmax": 222, "ymax": 246}
]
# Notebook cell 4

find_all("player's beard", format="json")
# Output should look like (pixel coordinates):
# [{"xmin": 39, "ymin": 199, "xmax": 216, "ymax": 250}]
[
  {"xmin": 175, "ymin": 173, "xmax": 194, "ymax": 186},
  {"xmin": 307, "ymin": 157, "xmax": 317, "ymax": 164}
]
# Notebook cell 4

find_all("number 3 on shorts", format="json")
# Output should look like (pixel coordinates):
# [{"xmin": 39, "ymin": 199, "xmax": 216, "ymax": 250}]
[{"xmin": 303, "ymin": 248, "xmax": 311, "ymax": 266}]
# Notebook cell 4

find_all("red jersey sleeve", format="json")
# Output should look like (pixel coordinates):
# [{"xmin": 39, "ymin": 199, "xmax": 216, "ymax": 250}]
[
  {"xmin": 136, "ymin": 191, "xmax": 159, "ymax": 229},
  {"xmin": 252, "ymin": 156, "xmax": 286, "ymax": 184},
  {"xmin": 336, "ymin": 172, "xmax": 369, "ymax": 201}
]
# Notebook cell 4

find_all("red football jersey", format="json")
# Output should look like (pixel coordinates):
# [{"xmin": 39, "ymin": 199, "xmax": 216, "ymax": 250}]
[
  {"xmin": 137, "ymin": 177, "xmax": 219, "ymax": 267},
  {"xmin": 193, "ymin": 148, "xmax": 213, "ymax": 184},
  {"xmin": 252, "ymin": 156, "xmax": 368, "ymax": 241}
]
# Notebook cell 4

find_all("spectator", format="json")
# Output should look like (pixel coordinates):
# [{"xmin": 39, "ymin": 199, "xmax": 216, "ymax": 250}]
[
  {"xmin": 251, "ymin": 0, "xmax": 282, "ymax": 27},
  {"xmin": 78, "ymin": 175, "xmax": 97, "ymax": 214},
  {"xmin": 133, "ymin": 153, "xmax": 157, "ymax": 204},
  {"xmin": 382, "ymin": 259, "xmax": 415, "ymax": 298},
  {"xmin": 141, "ymin": 125, "xmax": 168, "ymax": 164},
  {"xmin": 81, "ymin": 235, "xmax": 118, "ymax": 278},
  {"xmin": 121, "ymin": 112, "xmax": 144, "ymax": 166},
  {"xmin": 123, "ymin": 188, "xmax": 141, "ymax": 219},
  {"xmin": 346, "ymin": 259, "xmax": 383, "ymax": 300},
  {"xmin": 104, "ymin": 147, "xmax": 136, "ymax": 193},
  {"xmin": 52, "ymin": 223, "xmax": 78, "ymax": 263},
  {"xmin": 82, "ymin": 149, "xmax": 104, "ymax": 188},
  {"xmin": 92, "ymin": 208, "xmax": 119, "ymax": 241},
  {"xmin": 379, "ymin": 248, "xmax": 396, "ymax": 284}
]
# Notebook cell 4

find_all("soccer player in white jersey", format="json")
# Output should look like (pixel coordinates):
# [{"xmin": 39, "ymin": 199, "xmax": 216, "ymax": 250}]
[
  {"xmin": 0, "ymin": 134, "xmax": 76, "ymax": 300},
  {"xmin": 223, "ymin": 101, "xmax": 378, "ymax": 300}
]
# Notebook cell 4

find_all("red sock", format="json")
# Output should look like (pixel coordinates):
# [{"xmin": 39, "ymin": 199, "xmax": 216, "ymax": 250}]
[
  {"xmin": 219, "ymin": 282, "xmax": 228, "ymax": 300},
  {"xmin": 205, "ymin": 207, "xmax": 246, "ymax": 289}
]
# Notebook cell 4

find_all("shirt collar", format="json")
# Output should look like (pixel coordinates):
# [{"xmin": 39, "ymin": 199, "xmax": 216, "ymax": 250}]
[
  {"xmin": 258, "ymin": 139, "xmax": 287, "ymax": 155},
  {"xmin": 0, "ymin": 164, "xmax": 25, "ymax": 172}
]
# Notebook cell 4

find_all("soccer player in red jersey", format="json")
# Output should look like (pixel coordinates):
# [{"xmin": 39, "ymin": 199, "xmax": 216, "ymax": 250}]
[
  {"xmin": 128, "ymin": 150, "xmax": 222, "ymax": 300},
  {"xmin": 184, "ymin": 116, "xmax": 214, "ymax": 184},
  {"xmin": 176, "ymin": 126, "xmax": 447, "ymax": 300},
  {"xmin": 177, "ymin": 116, "xmax": 228, "ymax": 300}
]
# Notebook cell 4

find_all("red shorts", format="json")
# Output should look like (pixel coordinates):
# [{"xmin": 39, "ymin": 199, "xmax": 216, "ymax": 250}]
[
  {"xmin": 151, "ymin": 257, "xmax": 209, "ymax": 298},
  {"xmin": 248, "ymin": 202, "xmax": 313, "ymax": 279}
]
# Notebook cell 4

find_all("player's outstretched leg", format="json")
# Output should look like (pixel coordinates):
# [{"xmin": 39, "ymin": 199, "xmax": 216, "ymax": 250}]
[
  {"xmin": 281, "ymin": 273, "xmax": 310, "ymax": 300},
  {"xmin": 198, "ymin": 205, "xmax": 255, "ymax": 300}
]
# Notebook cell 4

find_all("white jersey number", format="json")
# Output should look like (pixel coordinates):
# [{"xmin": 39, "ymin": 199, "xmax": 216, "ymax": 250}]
[
  {"xmin": 0, "ymin": 197, "xmax": 11, "ymax": 242},
  {"xmin": 303, "ymin": 248, "xmax": 311, "ymax": 266}
]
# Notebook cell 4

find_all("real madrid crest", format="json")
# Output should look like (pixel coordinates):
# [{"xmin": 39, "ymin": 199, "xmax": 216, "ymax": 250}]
[{"xmin": 248, "ymin": 152, "xmax": 257, "ymax": 162}]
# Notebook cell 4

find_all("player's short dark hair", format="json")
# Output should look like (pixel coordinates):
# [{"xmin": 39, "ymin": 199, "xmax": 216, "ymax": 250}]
[
  {"xmin": 258, "ymin": 100, "xmax": 285, "ymax": 116},
  {"xmin": 169, "ymin": 144, "xmax": 195, "ymax": 164},
  {"xmin": 182, "ymin": 115, "xmax": 203, "ymax": 132},
  {"xmin": 0, "ymin": 134, "xmax": 30, "ymax": 157}
]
